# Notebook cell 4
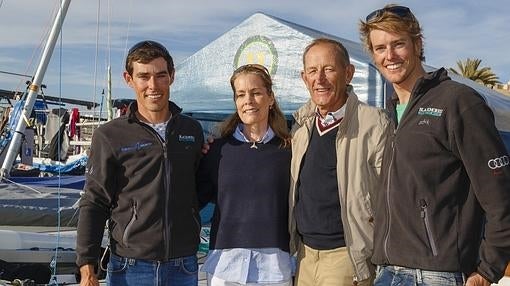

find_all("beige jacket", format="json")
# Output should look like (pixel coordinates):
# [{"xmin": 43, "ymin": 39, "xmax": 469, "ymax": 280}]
[{"xmin": 289, "ymin": 87, "xmax": 391, "ymax": 281}]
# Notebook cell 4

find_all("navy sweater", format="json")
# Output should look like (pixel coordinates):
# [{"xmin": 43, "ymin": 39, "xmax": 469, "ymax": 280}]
[
  {"xmin": 198, "ymin": 136, "xmax": 291, "ymax": 252},
  {"xmin": 295, "ymin": 126, "xmax": 344, "ymax": 249}
]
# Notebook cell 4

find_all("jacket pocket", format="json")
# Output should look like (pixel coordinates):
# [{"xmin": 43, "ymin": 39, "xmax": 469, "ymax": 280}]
[
  {"xmin": 122, "ymin": 200, "xmax": 138, "ymax": 247},
  {"xmin": 420, "ymin": 199, "xmax": 438, "ymax": 256}
]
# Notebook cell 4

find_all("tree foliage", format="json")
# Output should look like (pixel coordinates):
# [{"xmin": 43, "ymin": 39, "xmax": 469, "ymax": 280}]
[{"xmin": 449, "ymin": 58, "xmax": 501, "ymax": 87}]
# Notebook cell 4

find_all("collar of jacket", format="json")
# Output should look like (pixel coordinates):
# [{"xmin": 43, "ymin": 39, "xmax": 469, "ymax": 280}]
[
  {"xmin": 293, "ymin": 84, "xmax": 358, "ymax": 129},
  {"xmin": 389, "ymin": 67, "xmax": 450, "ymax": 108},
  {"xmin": 126, "ymin": 101, "xmax": 183, "ymax": 123},
  {"xmin": 388, "ymin": 67, "xmax": 450, "ymax": 125}
]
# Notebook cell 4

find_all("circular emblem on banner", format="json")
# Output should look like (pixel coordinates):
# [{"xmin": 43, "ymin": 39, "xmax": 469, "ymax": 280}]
[{"xmin": 233, "ymin": 35, "xmax": 278, "ymax": 76}]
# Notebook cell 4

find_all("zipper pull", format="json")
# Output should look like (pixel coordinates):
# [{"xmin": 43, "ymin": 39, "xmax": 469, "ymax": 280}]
[
  {"xmin": 391, "ymin": 130, "xmax": 397, "ymax": 149},
  {"xmin": 420, "ymin": 199, "xmax": 427, "ymax": 218},
  {"xmin": 132, "ymin": 200, "xmax": 138, "ymax": 219}
]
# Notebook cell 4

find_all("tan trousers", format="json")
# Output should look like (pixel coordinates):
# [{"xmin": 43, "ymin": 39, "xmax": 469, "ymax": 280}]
[{"xmin": 295, "ymin": 244, "xmax": 372, "ymax": 286}]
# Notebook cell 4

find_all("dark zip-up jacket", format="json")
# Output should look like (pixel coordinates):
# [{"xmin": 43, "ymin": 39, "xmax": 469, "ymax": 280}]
[
  {"xmin": 76, "ymin": 102, "xmax": 204, "ymax": 267},
  {"xmin": 372, "ymin": 68, "xmax": 510, "ymax": 283}
]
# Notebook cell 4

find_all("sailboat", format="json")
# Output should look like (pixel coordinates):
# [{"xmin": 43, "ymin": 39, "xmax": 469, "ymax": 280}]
[
  {"xmin": 1, "ymin": 0, "xmax": 71, "ymax": 178},
  {"xmin": 0, "ymin": 1, "xmax": 93, "ymax": 284}
]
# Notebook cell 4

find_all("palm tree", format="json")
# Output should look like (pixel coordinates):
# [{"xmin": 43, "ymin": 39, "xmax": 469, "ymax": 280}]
[{"xmin": 449, "ymin": 58, "xmax": 501, "ymax": 87}]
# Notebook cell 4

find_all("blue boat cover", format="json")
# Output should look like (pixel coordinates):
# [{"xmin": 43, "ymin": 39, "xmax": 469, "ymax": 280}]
[{"xmin": 9, "ymin": 175, "xmax": 85, "ymax": 190}]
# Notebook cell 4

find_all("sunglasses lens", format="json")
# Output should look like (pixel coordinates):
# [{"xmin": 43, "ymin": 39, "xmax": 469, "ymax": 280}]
[
  {"xmin": 235, "ymin": 64, "xmax": 270, "ymax": 76},
  {"xmin": 365, "ymin": 10, "xmax": 379, "ymax": 21},
  {"xmin": 366, "ymin": 6, "xmax": 411, "ymax": 21},
  {"xmin": 389, "ymin": 6, "xmax": 411, "ymax": 17}
]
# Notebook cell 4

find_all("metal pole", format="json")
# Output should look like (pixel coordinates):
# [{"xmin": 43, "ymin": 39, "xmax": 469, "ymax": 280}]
[
  {"xmin": 106, "ymin": 66, "xmax": 113, "ymax": 121},
  {"xmin": 0, "ymin": 0, "xmax": 72, "ymax": 178}
]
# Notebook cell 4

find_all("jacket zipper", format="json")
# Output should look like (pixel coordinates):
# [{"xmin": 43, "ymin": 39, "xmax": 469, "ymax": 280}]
[
  {"xmin": 383, "ymin": 130, "xmax": 396, "ymax": 263},
  {"xmin": 142, "ymin": 121, "xmax": 171, "ymax": 258},
  {"xmin": 383, "ymin": 94, "xmax": 416, "ymax": 263},
  {"xmin": 122, "ymin": 200, "xmax": 138, "ymax": 247},
  {"xmin": 137, "ymin": 119, "xmax": 172, "ymax": 259},
  {"xmin": 383, "ymin": 87, "xmax": 427, "ymax": 262},
  {"xmin": 420, "ymin": 199, "xmax": 438, "ymax": 256},
  {"xmin": 163, "ymin": 136, "xmax": 171, "ymax": 259}
]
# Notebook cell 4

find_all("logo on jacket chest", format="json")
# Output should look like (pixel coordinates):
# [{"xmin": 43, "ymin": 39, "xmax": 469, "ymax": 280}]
[
  {"xmin": 416, "ymin": 107, "xmax": 444, "ymax": 127},
  {"xmin": 417, "ymin": 107, "xmax": 443, "ymax": 117},
  {"xmin": 120, "ymin": 141, "xmax": 154, "ymax": 153},
  {"xmin": 178, "ymin": 135, "xmax": 195, "ymax": 143}
]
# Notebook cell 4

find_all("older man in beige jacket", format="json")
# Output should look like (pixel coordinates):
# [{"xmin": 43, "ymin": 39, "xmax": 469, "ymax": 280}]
[{"xmin": 289, "ymin": 38, "xmax": 391, "ymax": 286}]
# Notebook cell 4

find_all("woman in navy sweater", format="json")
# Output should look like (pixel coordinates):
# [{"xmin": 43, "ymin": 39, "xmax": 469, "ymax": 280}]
[{"xmin": 198, "ymin": 64, "xmax": 292, "ymax": 286}]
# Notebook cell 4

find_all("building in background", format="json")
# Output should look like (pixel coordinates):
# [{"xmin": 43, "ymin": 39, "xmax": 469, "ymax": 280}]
[{"xmin": 493, "ymin": 81, "xmax": 510, "ymax": 97}]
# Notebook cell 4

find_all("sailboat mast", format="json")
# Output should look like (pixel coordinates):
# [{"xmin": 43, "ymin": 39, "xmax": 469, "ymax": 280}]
[
  {"xmin": 0, "ymin": 0, "xmax": 72, "ymax": 179},
  {"xmin": 107, "ymin": 66, "xmax": 113, "ymax": 121}
]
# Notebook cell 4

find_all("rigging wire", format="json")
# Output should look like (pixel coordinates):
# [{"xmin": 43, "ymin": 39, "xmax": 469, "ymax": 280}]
[
  {"xmin": 2, "ymin": 177, "xmax": 43, "ymax": 194},
  {"xmin": 107, "ymin": 0, "xmax": 111, "ymax": 69},
  {"xmin": 122, "ymin": 0, "xmax": 134, "ymax": 63},
  {"xmin": 112, "ymin": 0, "xmax": 133, "ymax": 106},
  {"xmin": 106, "ymin": 0, "xmax": 112, "ymax": 121},
  {"xmin": 91, "ymin": 0, "xmax": 101, "ymax": 129},
  {"xmin": 97, "ymin": 0, "xmax": 112, "ymax": 123},
  {"xmin": 13, "ymin": 2, "xmax": 59, "ymax": 96},
  {"xmin": 49, "ymin": 0, "xmax": 66, "ymax": 283},
  {"xmin": 0, "ymin": 70, "xmax": 31, "ymax": 78}
]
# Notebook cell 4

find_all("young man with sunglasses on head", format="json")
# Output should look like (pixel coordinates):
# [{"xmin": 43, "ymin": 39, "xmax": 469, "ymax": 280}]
[
  {"xmin": 289, "ymin": 38, "xmax": 391, "ymax": 286},
  {"xmin": 76, "ymin": 40, "xmax": 204, "ymax": 286},
  {"xmin": 360, "ymin": 5, "xmax": 510, "ymax": 286}
]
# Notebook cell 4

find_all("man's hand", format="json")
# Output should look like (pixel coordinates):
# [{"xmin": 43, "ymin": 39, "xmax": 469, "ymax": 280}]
[
  {"xmin": 80, "ymin": 264, "xmax": 100, "ymax": 286},
  {"xmin": 465, "ymin": 272, "xmax": 491, "ymax": 286}
]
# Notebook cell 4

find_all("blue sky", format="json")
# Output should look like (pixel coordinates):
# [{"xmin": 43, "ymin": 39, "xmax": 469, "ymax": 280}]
[{"xmin": 0, "ymin": 0, "xmax": 508, "ymax": 108}]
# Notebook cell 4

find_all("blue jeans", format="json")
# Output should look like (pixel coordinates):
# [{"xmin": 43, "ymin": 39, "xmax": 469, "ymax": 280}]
[
  {"xmin": 106, "ymin": 253, "xmax": 198, "ymax": 286},
  {"xmin": 374, "ymin": 265, "xmax": 465, "ymax": 286}
]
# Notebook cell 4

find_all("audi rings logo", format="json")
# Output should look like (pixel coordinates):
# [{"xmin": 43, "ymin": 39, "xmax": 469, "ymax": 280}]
[{"xmin": 487, "ymin": 155, "xmax": 510, "ymax": 170}]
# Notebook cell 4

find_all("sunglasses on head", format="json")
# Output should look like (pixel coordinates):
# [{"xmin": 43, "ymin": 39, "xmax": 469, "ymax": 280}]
[
  {"xmin": 128, "ymin": 40, "xmax": 169, "ymax": 57},
  {"xmin": 234, "ymin": 64, "xmax": 270, "ymax": 76},
  {"xmin": 365, "ymin": 5, "xmax": 412, "ymax": 22}
]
